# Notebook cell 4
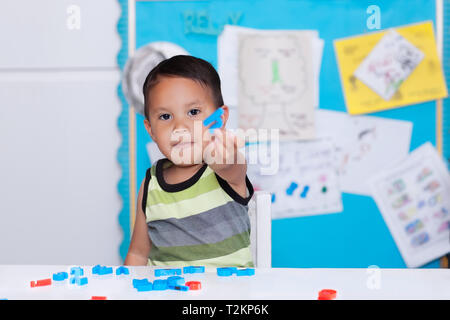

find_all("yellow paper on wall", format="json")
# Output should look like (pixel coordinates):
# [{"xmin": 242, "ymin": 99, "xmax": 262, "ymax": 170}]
[{"xmin": 334, "ymin": 21, "xmax": 447, "ymax": 115}]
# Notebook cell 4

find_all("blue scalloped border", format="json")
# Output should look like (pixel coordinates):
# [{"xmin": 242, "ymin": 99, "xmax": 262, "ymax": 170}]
[{"xmin": 117, "ymin": 0, "xmax": 130, "ymax": 262}]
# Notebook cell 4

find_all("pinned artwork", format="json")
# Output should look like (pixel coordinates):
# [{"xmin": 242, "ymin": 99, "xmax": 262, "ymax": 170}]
[
  {"xmin": 368, "ymin": 142, "xmax": 450, "ymax": 267},
  {"xmin": 122, "ymin": 42, "xmax": 189, "ymax": 116},
  {"xmin": 218, "ymin": 25, "xmax": 323, "ymax": 135},
  {"xmin": 334, "ymin": 21, "xmax": 447, "ymax": 114},
  {"xmin": 316, "ymin": 109, "xmax": 412, "ymax": 196},
  {"xmin": 354, "ymin": 29, "xmax": 424, "ymax": 101},
  {"xmin": 238, "ymin": 31, "xmax": 316, "ymax": 140},
  {"xmin": 246, "ymin": 138, "xmax": 343, "ymax": 219}
]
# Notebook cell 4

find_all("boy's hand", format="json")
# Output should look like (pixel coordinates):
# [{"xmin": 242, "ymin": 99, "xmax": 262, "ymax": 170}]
[
  {"xmin": 201, "ymin": 111, "xmax": 248, "ymax": 197},
  {"xmin": 202, "ymin": 124, "xmax": 247, "ymax": 189},
  {"xmin": 203, "ymin": 126, "xmax": 245, "ymax": 167}
]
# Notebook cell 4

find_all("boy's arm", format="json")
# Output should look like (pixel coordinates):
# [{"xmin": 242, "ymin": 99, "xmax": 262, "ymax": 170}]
[
  {"xmin": 124, "ymin": 179, "xmax": 151, "ymax": 266},
  {"xmin": 205, "ymin": 129, "xmax": 248, "ymax": 198},
  {"xmin": 211, "ymin": 163, "xmax": 247, "ymax": 198}
]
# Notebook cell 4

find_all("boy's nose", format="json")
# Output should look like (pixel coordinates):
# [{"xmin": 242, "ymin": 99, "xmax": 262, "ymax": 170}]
[
  {"xmin": 172, "ymin": 127, "xmax": 189, "ymax": 135},
  {"xmin": 171, "ymin": 127, "xmax": 191, "ymax": 145},
  {"xmin": 172, "ymin": 116, "xmax": 190, "ymax": 132}
]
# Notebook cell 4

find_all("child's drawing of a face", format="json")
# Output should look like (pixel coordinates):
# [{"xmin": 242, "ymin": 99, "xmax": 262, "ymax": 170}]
[
  {"xmin": 238, "ymin": 35, "xmax": 308, "ymax": 132},
  {"xmin": 239, "ymin": 35, "xmax": 307, "ymax": 105}
]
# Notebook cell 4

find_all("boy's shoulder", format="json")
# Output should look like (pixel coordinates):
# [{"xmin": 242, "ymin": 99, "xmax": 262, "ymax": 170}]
[{"xmin": 149, "ymin": 158, "xmax": 165, "ymax": 177}]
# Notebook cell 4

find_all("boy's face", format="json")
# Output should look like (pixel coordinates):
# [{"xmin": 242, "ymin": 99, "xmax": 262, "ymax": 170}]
[{"xmin": 144, "ymin": 76, "xmax": 228, "ymax": 166}]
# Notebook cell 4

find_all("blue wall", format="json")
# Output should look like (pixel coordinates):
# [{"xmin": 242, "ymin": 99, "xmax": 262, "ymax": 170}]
[{"xmin": 133, "ymin": 0, "xmax": 440, "ymax": 268}]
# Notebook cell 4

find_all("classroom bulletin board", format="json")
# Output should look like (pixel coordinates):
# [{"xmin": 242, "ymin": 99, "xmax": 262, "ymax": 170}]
[{"xmin": 117, "ymin": 0, "xmax": 449, "ymax": 268}]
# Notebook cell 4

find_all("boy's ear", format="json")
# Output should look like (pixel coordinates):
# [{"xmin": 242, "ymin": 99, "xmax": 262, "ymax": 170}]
[
  {"xmin": 220, "ymin": 105, "xmax": 230, "ymax": 128},
  {"xmin": 144, "ymin": 118, "xmax": 156, "ymax": 141}
]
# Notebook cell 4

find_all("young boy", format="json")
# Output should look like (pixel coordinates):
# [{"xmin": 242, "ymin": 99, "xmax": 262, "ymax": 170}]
[{"xmin": 124, "ymin": 55, "xmax": 255, "ymax": 267}]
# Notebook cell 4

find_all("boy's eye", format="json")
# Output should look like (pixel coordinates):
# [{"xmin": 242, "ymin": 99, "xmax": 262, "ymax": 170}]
[
  {"xmin": 188, "ymin": 108, "xmax": 201, "ymax": 116},
  {"xmin": 159, "ymin": 113, "xmax": 171, "ymax": 120}
]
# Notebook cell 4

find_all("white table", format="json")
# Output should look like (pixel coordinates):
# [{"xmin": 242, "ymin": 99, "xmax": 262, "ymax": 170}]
[{"xmin": 0, "ymin": 265, "xmax": 449, "ymax": 300}]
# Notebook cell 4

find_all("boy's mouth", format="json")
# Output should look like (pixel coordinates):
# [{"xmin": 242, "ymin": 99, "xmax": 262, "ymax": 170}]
[{"xmin": 172, "ymin": 141, "xmax": 194, "ymax": 148}]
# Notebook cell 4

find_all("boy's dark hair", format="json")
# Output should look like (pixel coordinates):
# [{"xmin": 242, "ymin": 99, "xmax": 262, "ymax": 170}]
[{"xmin": 142, "ymin": 55, "xmax": 224, "ymax": 120}]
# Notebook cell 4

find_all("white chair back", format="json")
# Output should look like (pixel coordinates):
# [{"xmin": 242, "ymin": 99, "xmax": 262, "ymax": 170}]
[{"xmin": 248, "ymin": 191, "xmax": 272, "ymax": 268}]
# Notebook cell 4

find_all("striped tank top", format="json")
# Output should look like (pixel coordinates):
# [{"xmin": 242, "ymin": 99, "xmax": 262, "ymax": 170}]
[{"xmin": 142, "ymin": 158, "xmax": 255, "ymax": 267}]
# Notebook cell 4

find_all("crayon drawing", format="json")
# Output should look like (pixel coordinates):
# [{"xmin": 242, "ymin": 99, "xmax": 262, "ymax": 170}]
[
  {"xmin": 354, "ymin": 30, "xmax": 424, "ymax": 101},
  {"xmin": 238, "ymin": 32, "xmax": 316, "ymax": 140},
  {"xmin": 334, "ymin": 21, "xmax": 447, "ymax": 114},
  {"xmin": 369, "ymin": 143, "xmax": 450, "ymax": 267},
  {"xmin": 316, "ymin": 109, "xmax": 412, "ymax": 196},
  {"xmin": 246, "ymin": 138, "xmax": 343, "ymax": 219}
]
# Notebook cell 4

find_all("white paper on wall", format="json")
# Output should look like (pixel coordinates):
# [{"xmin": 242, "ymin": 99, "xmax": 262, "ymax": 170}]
[
  {"xmin": 353, "ymin": 29, "xmax": 425, "ymax": 101},
  {"xmin": 238, "ymin": 31, "xmax": 316, "ymax": 140},
  {"xmin": 218, "ymin": 25, "xmax": 323, "ymax": 135},
  {"xmin": 316, "ymin": 109, "xmax": 413, "ymax": 196},
  {"xmin": 245, "ymin": 138, "xmax": 343, "ymax": 219},
  {"xmin": 368, "ymin": 142, "xmax": 450, "ymax": 267}
]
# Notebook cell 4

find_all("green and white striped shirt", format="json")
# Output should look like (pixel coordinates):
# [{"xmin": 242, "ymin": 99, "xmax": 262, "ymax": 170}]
[{"xmin": 142, "ymin": 158, "xmax": 255, "ymax": 267}]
